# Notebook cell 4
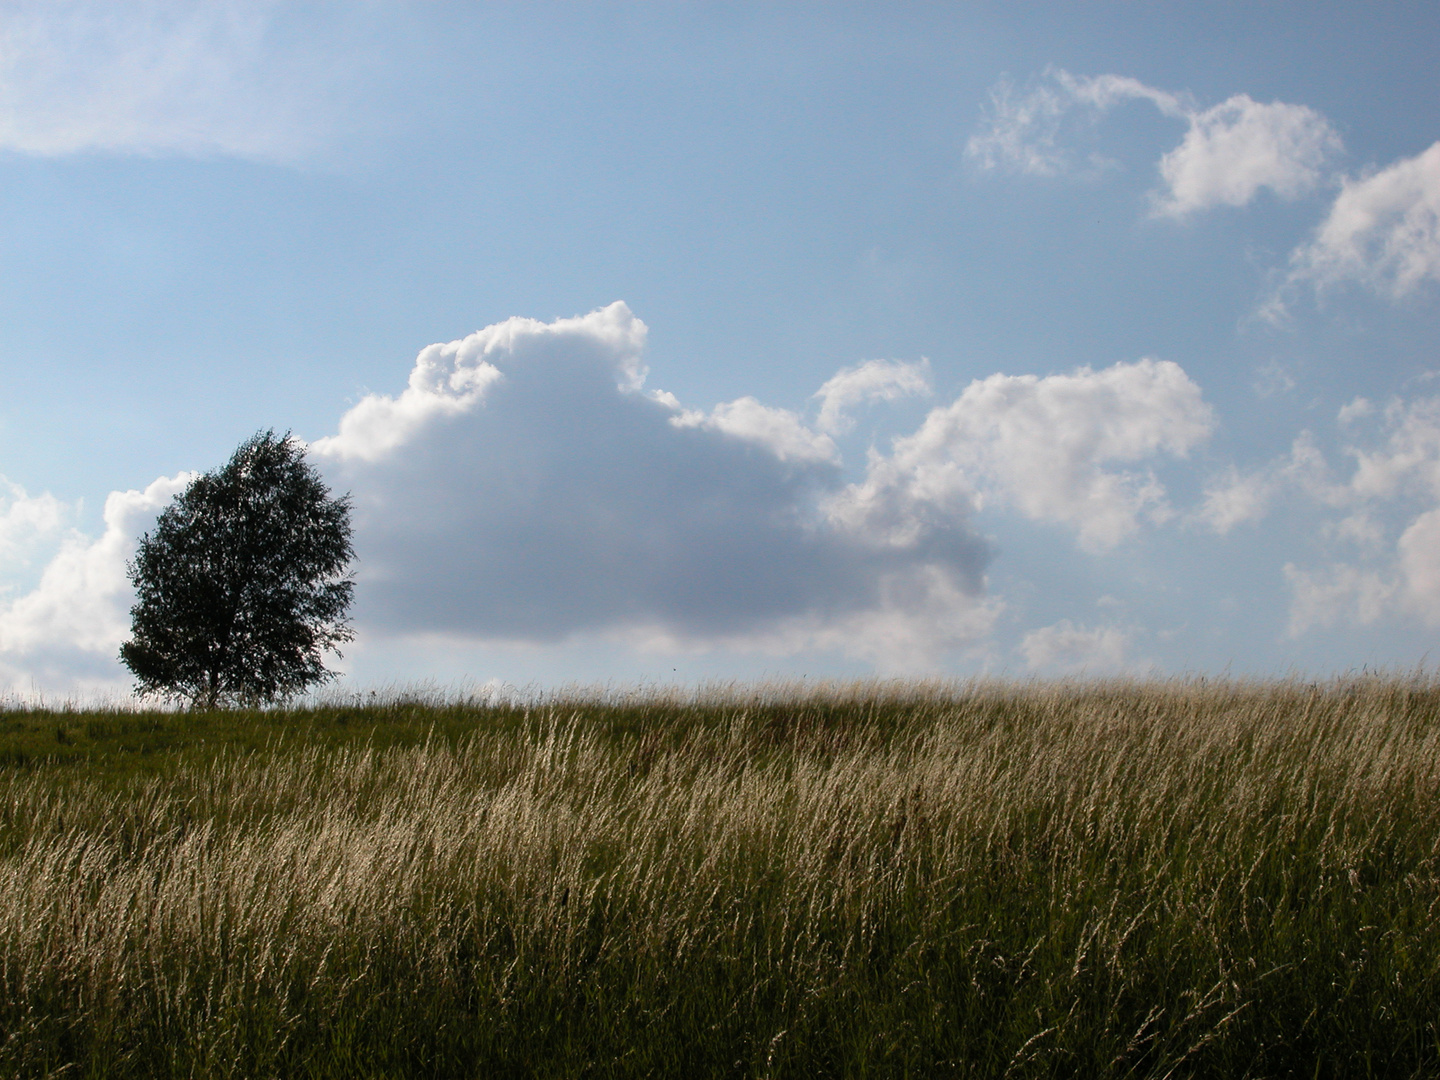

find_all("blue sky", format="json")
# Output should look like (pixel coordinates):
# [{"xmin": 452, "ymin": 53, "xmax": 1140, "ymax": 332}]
[{"xmin": 2, "ymin": 2, "xmax": 1439, "ymax": 696}]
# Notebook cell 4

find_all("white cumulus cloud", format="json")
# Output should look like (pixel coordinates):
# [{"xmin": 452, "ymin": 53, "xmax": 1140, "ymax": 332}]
[
  {"xmin": 306, "ymin": 304, "xmax": 639, "ymax": 464},
  {"xmin": 1396, "ymin": 508, "xmax": 1440, "ymax": 622},
  {"xmin": 1286, "ymin": 142, "xmax": 1440, "ymax": 302},
  {"xmin": 0, "ymin": 473, "xmax": 190, "ymax": 694},
  {"xmin": 0, "ymin": 307, "xmax": 1231, "ymax": 689},
  {"xmin": 829, "ymin": 358, "xmax": 1214, "ymax": 553},
  {"xmin": 969, "ymin": 69, "xmax": 1342, "ymax": 219},
  {"xmin": 1153, "ymin": 95, "xmax": 1341, "ymax": 219},
  {"xmin": 313, "ymin": 303, "xmax": 996, "ymax": 665},
  {"xmin": 0, "ymin": 477, "xmax": 71, "ymax": 574}
]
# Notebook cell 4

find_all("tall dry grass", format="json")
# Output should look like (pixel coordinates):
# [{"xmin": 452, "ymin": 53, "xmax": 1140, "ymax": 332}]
[{"xmin": 1, "ymin": 677, "xmax": 1438, "ymax": 1077}]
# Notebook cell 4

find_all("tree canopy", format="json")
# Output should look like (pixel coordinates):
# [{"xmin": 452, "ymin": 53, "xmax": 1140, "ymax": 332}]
[{"xmin": 120, "ymin": 431, "xmax": 355, "ymax": 708}]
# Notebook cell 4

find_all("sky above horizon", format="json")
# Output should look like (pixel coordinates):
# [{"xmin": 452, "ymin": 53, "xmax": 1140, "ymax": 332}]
[{"xmin": 2, "ymin": 1, "xmax": 1439, "ymax": 698}]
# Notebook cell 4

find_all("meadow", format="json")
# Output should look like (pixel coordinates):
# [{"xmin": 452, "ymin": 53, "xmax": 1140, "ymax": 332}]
[{"xmin": 1, "ymin": 677, "xmax": 1438, "ymax": 1078}]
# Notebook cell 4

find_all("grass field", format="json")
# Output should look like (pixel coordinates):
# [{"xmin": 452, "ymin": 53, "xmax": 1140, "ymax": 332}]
[{"xmin": 2, "ymin": 677, "xmax": 1438, "ymax": 1078}]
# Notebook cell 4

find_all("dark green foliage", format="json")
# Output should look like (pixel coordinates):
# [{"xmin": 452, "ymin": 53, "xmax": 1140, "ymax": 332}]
[{"xmin": 119, "ymin": 430, "xmax": 355, "ymax": 708}]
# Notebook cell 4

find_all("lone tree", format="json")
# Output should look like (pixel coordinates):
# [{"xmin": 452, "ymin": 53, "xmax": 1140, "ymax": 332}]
[{"xmin": 120, "ymin": 430, "xmax": 355, "ymax": 708}]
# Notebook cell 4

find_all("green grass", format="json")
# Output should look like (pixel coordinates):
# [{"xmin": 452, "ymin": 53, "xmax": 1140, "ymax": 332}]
[{"xmin": 2, "ymin": 677, "xmax": 1439, "ymax": 1077}]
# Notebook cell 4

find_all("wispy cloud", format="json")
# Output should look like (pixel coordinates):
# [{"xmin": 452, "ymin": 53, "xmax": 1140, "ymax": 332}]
[
  {"xmin": 813, "ymin": 358, "xmax": 931, "ymax": 436},
  {"xmin": 1283, "ymin": 563, "xmax": 1395, "ymax": 636},
  {"xmin": 1018, "ymin": 619, "xmax": 1133, "ymax": 674},
  {"xmin": 670, "ymin": 397, "xmax": 839, "ymax": 466},
  {"xmin": 1199, "ymin": 390, "xmax": 1440, "ymax": 634},
  {"xmin": 1198, "ymin": 465, "xmax": 1281, "ymax": 536},
  {"xmin": 964, "ymin": 73, "xmax": 1082, "ymax": 177},
  {"xmin": 965, "ymin": 70, "xmax": 1186, "ymax": 177},
  {"xmin": 0, "ymin": 0, "xmax": 362, "ymax": 160}
]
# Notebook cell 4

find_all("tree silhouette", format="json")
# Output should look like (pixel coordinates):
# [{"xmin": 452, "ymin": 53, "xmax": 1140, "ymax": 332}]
[{"xmin": 120, "ymin": 431, "xmax": 355, "ymax": 708}]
